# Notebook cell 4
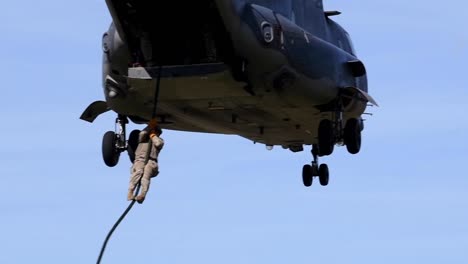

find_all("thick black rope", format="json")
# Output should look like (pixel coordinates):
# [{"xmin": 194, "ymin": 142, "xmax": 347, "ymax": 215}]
[
  {"xmin": 96, "ymin": 64, "xmax": 163, "ymax": 264},
  {"xmin": 96, "ymin": 187, "xmax": 138, "ymax": 264}
]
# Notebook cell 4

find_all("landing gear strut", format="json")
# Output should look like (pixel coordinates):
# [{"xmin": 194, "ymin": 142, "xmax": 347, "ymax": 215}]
[
  {"xmin": 102, "ymin": 115, "xmax": 133, "ymax": 167},
  {"xmin": 302, "ymin": 145, "xmax": 329, "ymax": 187}
]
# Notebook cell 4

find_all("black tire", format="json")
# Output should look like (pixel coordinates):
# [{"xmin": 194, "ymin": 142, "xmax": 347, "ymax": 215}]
[
  {"xmin": 302, "ymin": 164, "xmax": 313, "ymax": 187},
  {"xmin": 344, "ymin": 118, "xmax": 362, "ymax": 154},
  {"xmin": 127, "ymin": 129, "xmax": 141, "ymax": 163},
  {"xmin": 102, "ymin": 131, "xmax": 120, "ymax": 167},
  {"xmin": 318, "ymin": 119, "xmax": 334, "ymax": 156},
  {"xmin": 318, "ymin": 164, "xmax": 329, "ymax": 186}
]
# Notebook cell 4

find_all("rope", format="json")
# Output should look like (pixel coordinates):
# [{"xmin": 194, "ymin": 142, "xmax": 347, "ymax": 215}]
[
  {"xmin": 96, "ymin": 64, "xmax": 163, "ymax": 264},
  {"xmin": 96, "ymin": 187, "xmax": 138, "ymax": 264}
]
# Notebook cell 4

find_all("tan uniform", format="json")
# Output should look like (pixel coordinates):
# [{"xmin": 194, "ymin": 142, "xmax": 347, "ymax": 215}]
[{"xmin": 127, "ymin": 127, "xmax": 164, "ymax": 203}]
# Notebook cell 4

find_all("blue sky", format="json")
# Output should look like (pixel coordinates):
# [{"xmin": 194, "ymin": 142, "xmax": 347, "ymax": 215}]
[{"xmin": 0, "ymin": 0, "xmax": 467, "ymax": 263}]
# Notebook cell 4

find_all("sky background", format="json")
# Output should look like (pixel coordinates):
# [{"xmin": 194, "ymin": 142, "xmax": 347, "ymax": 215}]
[{"xmin": 1, "ymin": 0, "xmax": 467, "ymax": 263}]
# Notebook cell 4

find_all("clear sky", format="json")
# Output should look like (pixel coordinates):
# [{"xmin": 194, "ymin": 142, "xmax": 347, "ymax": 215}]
[{"xmin": 0, "ymin": 0, "xmax": 467, "ymax": 263}]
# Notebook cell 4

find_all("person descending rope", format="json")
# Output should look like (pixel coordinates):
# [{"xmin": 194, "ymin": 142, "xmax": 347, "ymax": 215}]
[{"xmin": 127, "ymin": 118, "xmax": 164, "ymax": 204}]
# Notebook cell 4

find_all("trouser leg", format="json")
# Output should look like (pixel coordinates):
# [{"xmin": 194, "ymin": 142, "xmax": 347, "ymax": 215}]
[
  {"xmin": 128, "ymin": 161, "xmax": 144, "ymax": 200},
  {"xmin": 136, "ymin": 160, "xmax": 158, "ymax": 203}
]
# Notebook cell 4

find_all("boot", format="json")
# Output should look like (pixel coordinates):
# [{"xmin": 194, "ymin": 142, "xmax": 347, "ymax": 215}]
[
  {"xmin": 135, "ymin": 194, "xmax": 146, "ymax": 204},
  {"xmin": 127, "ymin": 191, "xmax": 135, "ymax": 201}
]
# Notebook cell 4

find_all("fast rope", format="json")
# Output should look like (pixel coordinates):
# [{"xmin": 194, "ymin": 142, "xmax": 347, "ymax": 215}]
[{"xmin": 96, "ymin": 64, "xmax": 163, "ymax": 264}]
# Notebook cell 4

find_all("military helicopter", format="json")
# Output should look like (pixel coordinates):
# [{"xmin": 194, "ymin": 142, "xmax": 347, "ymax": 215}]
[{"xmin": 81, "ymin": 0, "xmax": 377, "ymax": 187}]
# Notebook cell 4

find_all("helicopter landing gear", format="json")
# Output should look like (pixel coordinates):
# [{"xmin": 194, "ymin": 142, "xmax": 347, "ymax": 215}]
[
  {"xmin": 127, "ymin": 129, "xmax": 141, "ymax": 163},
  {"xmin": 344, "ymin": 118, "xmax": 362, "ymax": 154},
  {"xmin": 102, "ymin": 115, "xmax": 129, "ymax": 167},
  {"xmin": 317, "ymin": 119, "xmax": 334, "ymax": 156},
  {"xmin": 302, "ymin": 145, "xmax": 329, "ymax": 187},
  {"xmin": 317, "ymin": 98, "xmax": 363, "ymax": 156}
]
